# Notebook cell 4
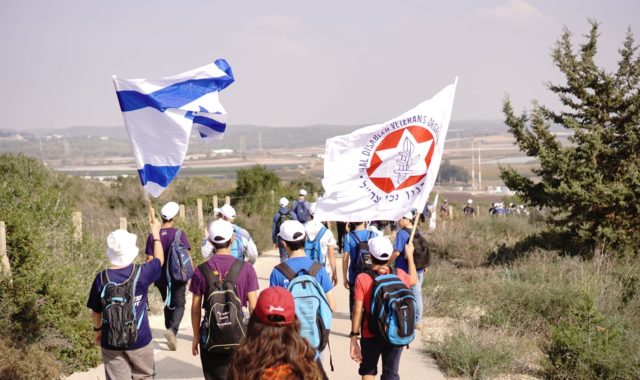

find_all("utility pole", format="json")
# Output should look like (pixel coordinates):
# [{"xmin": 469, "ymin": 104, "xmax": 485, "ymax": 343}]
[
  {"xmin": 471, "ymin": 141, "xmax": 475, "ymax": 190},
  {"xmin": 478, "ymin": 146, "xmax": 482, "ymax": 192}
]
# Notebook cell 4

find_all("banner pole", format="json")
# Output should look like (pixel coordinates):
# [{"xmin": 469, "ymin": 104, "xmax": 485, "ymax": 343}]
[{"xmin": 409, "ymin": 210, "xmax": 421, "ymax": 244}]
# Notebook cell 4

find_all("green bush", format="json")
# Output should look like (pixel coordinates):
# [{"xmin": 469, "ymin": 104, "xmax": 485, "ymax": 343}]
[
  {"xmin": 0, "ymin": 154, "xmax": 102, "ymax": 376},
  {"xmin": 543, "ymin": 299, "xmax": 640, "ymax": 379},
  {"xmin": 429, "ymin": 327, "xmax": 516, "ymax": 379},
  {"xmin": 480, "ymin": 253, "xmax": 591, "ymax": 334}
]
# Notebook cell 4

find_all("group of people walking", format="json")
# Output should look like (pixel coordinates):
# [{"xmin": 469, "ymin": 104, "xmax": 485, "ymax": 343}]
[{"xmin": 87, "ymin": 189, "xmax": 430, "ymax": 380}]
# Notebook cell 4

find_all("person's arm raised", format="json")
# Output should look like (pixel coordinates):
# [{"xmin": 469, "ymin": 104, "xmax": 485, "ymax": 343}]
[
  {"xmin": 404, "ymin": 243, "xmax": 418, "ymax": 286},
  {"xmin": 150, "ymin": 215, "xmax": 164, "ymax": 266}
]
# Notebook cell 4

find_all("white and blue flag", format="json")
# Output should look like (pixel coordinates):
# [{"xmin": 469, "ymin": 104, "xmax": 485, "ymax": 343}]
[{"xmin": 113, "ymin": 59, "xmax": 234, "ymax": 197}]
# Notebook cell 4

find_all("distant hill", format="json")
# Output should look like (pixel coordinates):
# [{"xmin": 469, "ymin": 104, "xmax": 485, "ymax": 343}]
[{"xmin": 0, "ymin": 120, "xmax": 510, "ymax": 160}]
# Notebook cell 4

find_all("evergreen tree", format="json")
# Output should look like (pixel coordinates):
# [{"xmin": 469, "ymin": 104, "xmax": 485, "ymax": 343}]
[{"xmin": 500, "ymin": 21, "xmax": 640, "ymax": 254}]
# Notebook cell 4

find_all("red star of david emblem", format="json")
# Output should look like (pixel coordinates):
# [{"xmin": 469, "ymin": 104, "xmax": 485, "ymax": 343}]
[{"xmin": 366, "ymin": 125, "xmax": 435, "ymax": 194}]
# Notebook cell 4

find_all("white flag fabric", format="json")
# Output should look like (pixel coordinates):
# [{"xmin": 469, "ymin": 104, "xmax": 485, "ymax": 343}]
[
  {"xmin": 113, "ymin": 59, "xmax": 234, "ymax": 197},
  {"xmin": 429, "ymin": 192, "xmax": 439, "ymax": 230},
  {"xmin": 315, "ymin": 79, "xmax": 457, "ymax": 222}
]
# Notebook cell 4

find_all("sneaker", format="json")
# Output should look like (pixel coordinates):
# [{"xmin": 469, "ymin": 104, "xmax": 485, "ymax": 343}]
[{"xmin": 164, "ymin": 329, "xmax": 177, "ymax": 351}]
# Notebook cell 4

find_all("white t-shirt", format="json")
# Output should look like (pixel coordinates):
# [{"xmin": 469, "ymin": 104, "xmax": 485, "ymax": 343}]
[{"xmin": 304, "ymin": 220, "xmax": 337, "ymax": 274}]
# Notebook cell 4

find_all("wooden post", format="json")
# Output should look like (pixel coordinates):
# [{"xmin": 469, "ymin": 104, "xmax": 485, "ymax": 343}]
[
  {"xmin": 179, "ymin": 204, "xmax": 186, "ymax": 220},
  {"xmin": 0, "ymin": 221, "xmax": 12, "ymax": 283},
  {"xmin": 213, "ymin": 195, "xmax": 219, "ymax": 211},
  {"xmin": 270, "ymin": 190, "xmax": 275, "ymax": 205},
  {"xmin": 448, "ymin": 206, "xmax": 454, "ymax": 220},
  {"xmin": 225, "ymin": 196, "xmax": 231, "ymax": 205},
  {"xmin": 197, "ymin": 198, "xmax": 204, "ymax": 230},
  {"xmin": 119, "ymin": 217, "xmax": 127, "ymax": 231},
  {"xmin": 72, "ymin": 211, "xmax": 82, "ymax": 243}
]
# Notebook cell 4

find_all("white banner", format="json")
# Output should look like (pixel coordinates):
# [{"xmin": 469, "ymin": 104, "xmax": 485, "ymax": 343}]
[{"xmin": 315, "ymin": 78, "xmax": 458, "ymax": 222}]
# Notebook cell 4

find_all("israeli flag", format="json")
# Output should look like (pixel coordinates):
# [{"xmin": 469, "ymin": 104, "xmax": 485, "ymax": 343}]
[{"xmin": 113, "ymin": 59, "xmax": 234, "ymax": 197}]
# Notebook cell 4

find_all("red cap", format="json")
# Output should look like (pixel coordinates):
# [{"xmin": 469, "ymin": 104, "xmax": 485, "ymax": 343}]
[{"xmin": 254, "ymin": 287, "xmax": 296, "ymax": 326}]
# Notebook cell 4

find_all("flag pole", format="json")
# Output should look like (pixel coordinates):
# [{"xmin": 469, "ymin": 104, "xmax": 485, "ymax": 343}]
[
  {"xmin": 113, "ymin": 74, "xmax": 156, "ymax": 223},
  {"xmin": 409, "ymin": 209, "xmax": 421, "ymax": 244}
]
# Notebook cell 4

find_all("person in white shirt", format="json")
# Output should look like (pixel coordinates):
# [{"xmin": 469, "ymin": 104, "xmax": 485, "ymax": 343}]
[{"xmin": 304, "ymin": 202, "xmax": 338, "ymax": 285}]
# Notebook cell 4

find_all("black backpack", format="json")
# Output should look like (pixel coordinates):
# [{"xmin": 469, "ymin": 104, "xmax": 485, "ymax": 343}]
[
  {"xmin": 199, "ymin": 260, "xmax": 246, "ymax": 354},
  {"xmin": 351, "ymin": 231, "xmax": 374, "ymax": 273},
  {"xmin": 402, "ymin": 227, "xmax": 430, "ymax": 271},
  {"xmin": 100, "ymin": 264, "xmax": 143, "ymax": 349},
  {"xmin": 275, "ymin": 211, "xmax": 294, "ymax": 234}
]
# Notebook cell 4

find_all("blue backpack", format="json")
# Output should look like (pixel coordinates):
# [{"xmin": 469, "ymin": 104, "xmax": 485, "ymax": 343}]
[
  {"xmin": 167, "ymin": 230, "xmax": 194, "ymax": 282},
  {"xmin": 276, "ymin": 262, "xmax": 332, "ymax": 352},
  {"xmin": 304, "ymin": 227, "xmax": 327, "ymax": 264},
  {"xmin": 367, "ymin": 269, "xmax": 416, "ymax": 347},
  {"xmin": 229, "ymin": 226, "xmax": 246, "ymax": 261},
  {"xmin": 292, "ymin": 200, "xmax": 310, "ymax": 223},
  {"xmin": 166, "ymin": 230, "xmax": 194, "ymax": 308}
]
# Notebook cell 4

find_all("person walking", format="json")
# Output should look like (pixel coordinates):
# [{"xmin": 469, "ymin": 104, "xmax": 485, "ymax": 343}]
[
  {"xmin": 272, "ymin": 197, "xmax": 297, "ymax": 263},
  {"xmin": 144, "ymin": 201, "xmax": 192, "ymax": 351},
  {"xmin": 350, "ymin": 236, "xmax": 417, "ymax": 380},
  {"xmin": 227, "ymin": 286, "xmax": 326, "ymax": 380},
  {"xmin": 270, "ymin": 220, "xmax": 336, "ymax": 373},
  {"xmin": 190, "ymin": 219, "xmax": 259, "ymax": 380},
  {"xmin": 87, "ymin": 216, "xmax": 164, "ymax": 380},
  {"xmin": 305, "ymin": 202, "xmax": 338, "ymax": 285},
  {"xmin": 291, "ymin": 189, "xmax": 312, "ymax": 223},
  {"xmin": 216, "ymin": 204, "xmax": 259, "ymax": 263},
  {"xmin": 343, "ymin": 222, "xmax": 375, "ymax": 319},
  {"xmin": 463, "ymin": 199, "xmax": 475, "ymax": 217},
  {"xmin": 392, "ymin": 211, "xmax": 427, "ymax": 328}
]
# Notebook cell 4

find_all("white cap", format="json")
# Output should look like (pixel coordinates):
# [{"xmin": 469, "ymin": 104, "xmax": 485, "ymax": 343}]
[
  {"xmin": 278, "ymin": 220, "xmax": 306, "ymax": 242},
  {"xmin": 402, "ymin": 211, "xmax": 414, "ymax": 220},
  {"xmin": 208, "ymin": 219, "xmax": 234, "ymax": 243},
  {"xmin": 219, "ymin": 204, "xmax": 236, "ymax": 220},
  {"xmin": 106, "ymin": 229, "xmax": 139, "ymax": 266},
  {"xmin": 161, "ymin": 201, "xmax": 180, "ymax": 220},
  {"xmin": 368, "ymin": 236, "xmax": 393, "ymax": 261},
  {"xmin": 309, "ymin": 202, "xmax": 318, "ymax": 215},
  {"xmin": 279, "ymin": 197, "xmax": 289, "ymax": 207},
  {"xmin": 299, "ymin": 189, "xmax": 307, "ymax": 196},
  {"xmin": 467, "ymin": 199, "xmax": 473, "ymax": 204}
]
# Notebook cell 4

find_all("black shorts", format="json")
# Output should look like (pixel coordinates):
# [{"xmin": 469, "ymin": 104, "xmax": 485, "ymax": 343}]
[{"xmin": 359, "ymin": 337, "xmax": 403, "ymax": 379}]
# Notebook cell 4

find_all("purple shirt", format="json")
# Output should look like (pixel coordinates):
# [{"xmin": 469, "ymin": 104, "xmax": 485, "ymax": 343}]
[
  {"xmin": 86, "ymin": 259, "xmax": 161, "ymax": 350},
  {"xmin": 189, "ymin": 255, "xmax": 259, "ymax": 307},
  {"xmin": 145, "ymin": 228, "xmax": 191, "ymax": 285}
]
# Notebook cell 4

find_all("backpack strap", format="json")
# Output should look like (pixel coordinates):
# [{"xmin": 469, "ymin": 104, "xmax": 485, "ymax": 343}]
[
  {"xmin": 365, "ymin": 268, "xmax": 378, "ymax": 281},
  {"xmin": 198, "ymin": 262, "xmax": 222, "ymax": 295},
  {"xmin": 275, "ymin": 262, "xmax": 297, "ymax": 281},
  {"xmin": 307, "ymin": 262, "xmax": 323, "ymax": 277},
  {"xmin": 223, "ymin": 259, "xmax": 245, "ymax": 285},
  {"xmin": 351, "ymin": 232, "xmax": 361, "ymax": 245},
  {"xmin": 129, "ymin": 264, "xmax": 144, "ymax": 329},
  {"xmin": 316, "ymin": 226, "xmax": 327, "ymax": 242},
  {"xmin": 166, "ymin": 229, "xmax": 183, "ymax": 310}
]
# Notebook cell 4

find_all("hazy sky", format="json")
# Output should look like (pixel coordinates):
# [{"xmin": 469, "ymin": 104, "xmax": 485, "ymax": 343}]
[{"xmin": 1, "ymin": 0, "xmax": 639, "ymax": 130}]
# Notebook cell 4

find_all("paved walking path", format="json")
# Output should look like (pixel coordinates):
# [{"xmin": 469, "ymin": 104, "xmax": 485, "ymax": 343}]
[{"xmin": 68, "ymin": 250, "xmax": 444, "ymax": 379}]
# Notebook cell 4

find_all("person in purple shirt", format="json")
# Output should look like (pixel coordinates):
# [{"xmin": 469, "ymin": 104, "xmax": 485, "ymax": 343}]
[
  {"xmin": 144, "ymin": 201, "xmax": 192, "ymax": 351},
  {"xmin": 392, "ymin": 210, "xmax": 426, "ymax": 328},
  {"xmin": 190, "ymin": 219, "xmax": 259, "ymax": 380},
  {"xmin": 86, "ymin": 216, "xmax": 163, "ymax": 380}
]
